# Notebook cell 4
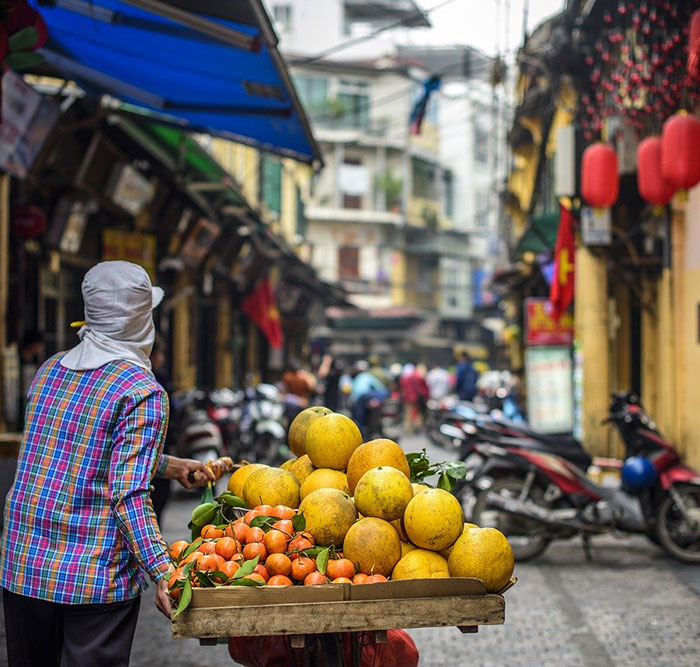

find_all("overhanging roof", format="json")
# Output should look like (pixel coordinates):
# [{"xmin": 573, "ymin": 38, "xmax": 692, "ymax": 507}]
[{"xmin": 32, "ymin": 0, "xmax": 321, "ymax": 164}]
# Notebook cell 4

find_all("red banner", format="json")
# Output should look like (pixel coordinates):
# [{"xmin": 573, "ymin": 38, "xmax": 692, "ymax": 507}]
[{"xmin": 526, "ymin": 298, "xmax": 574, "ymax": 346}]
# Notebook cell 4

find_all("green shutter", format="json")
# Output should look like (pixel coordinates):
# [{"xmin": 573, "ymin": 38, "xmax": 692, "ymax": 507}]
[{"xmin": 261, "ymin": 155, "xmax": 282, "ymax": 215}]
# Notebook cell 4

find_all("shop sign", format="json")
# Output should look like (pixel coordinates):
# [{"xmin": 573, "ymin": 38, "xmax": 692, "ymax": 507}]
[
  {"xmin": 581, "ymin": 206, "xmax": 611, "ymax": 245},
  {"xmin": 525, "ymin": 298, "xmax": 574, "ymax": 346},
  {"xmin": 525, "ymin": 346, "xmax": 574, "ymax": 434},
  {"xmin": 102, "ymin": 229, "xmax": 157, "ymax": 281},
  {"xmin": 180, "ymin": 217, "xmax": 220, "ymax": 268},
  {"xmin": 0, "ymin": 70, "xmax": 59, "ymax": 179}
]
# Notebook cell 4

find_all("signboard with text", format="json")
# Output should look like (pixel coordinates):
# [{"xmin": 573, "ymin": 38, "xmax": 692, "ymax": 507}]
[
  {"xmin": 525, "ymin": 346, "xmax": 574, "ymax": 433},
  {"xmin": 526, "ymin": 298, "xmax": 574, "ymax": 346}
]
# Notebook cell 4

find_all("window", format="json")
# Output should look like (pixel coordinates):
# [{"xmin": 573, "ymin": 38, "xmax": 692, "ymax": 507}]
[
  {"xmin": 292, "ymin": 75, "xmax": 330, "ymax": 120},
  {"xmin": 443, "ymin": 170, "xmax": 454, "ymax": 218},
  {"xmin": 412, "ymin": 158, "xmax": 436, "ymax": 199},
  {"xmin": 337, "ymin": 79, "xmax": 370, "ymax": 129},
  {"xmin": 272, "ymin": 4, "xmax": 292, "ymax": 33},
  {"xmin": 474, "ymin": 123, "xmax": 489, "ymax": 166},
  {"xmin": 338, "ymin": 246, "xmax": 359, "ymax": 280},
  {"xmin": 475, "ymin": 189, "xmax": 489, "ymax": 226},
  {"xmin": 260, "ymin": 154, "xmax": 282, "ymax": 215},
  {"xmin": 343, "ymin": 194, "xmax": 361, "ymax": 209},
  {"xmin": 295, "ymin": 185, "xmax": 306, "ymax": 238}
]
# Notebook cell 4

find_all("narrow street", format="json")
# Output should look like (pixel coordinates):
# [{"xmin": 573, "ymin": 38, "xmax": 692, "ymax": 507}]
[{"xmin": 122, "ymin": 436, "xmax": 700, "ymax": 667}]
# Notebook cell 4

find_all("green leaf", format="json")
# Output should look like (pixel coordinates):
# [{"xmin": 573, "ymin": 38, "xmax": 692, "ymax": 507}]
[
  {"xmin": 228, "ymin": 577, "xmax": 265, "ymax": 587},
  {"xmin": 210, "ymin": 571, "xmax": 230, "ymax": 584},
  {"xmin": 233, "ymin": 555, "xmax": 260, "ymax": 579},
  {"xmin": 292, "ymin": 513, "xmax": 306, "ymax": 532},
  {"xmin": 202, "ymin": 484, "xmax": 216, "ymax": 505},
  {"xmin": 172, "ymin": 577, "xmax": 192, "ymax": 619},
  {"xmin": 181, "ymin": 538, "xmax": 203, "ymax": 561},
  {"xmin": 444, "ymin": 461, "xmax": 467, "ymax": 480},
  {"xmin": 194, "ymin": 571, "xmax": 216, "ymax": 588},
  {"xmin": 5, "ymin": 51, "xmax": 43, "ymax": 71},
  {"xmin": 437, "ymin": 472, "xmax": 453, "ymax": 492},
  {"xmin": 216, "ymin": 492, "xmax": 246, "ymax": 508},
  {"xmin": 9, "ymin": 27, "xmax": 38, "ymax": 52},
  {"xmin": 249, "ymin": 515, "xmax": 277, "ymax": 532},
  {"xmin": 316, "ymin": 547, "xmax": 330, "ymax": 575},
  {"xmin": 300, "ymin": 546, "xmax": 324, "ymax": 558}
]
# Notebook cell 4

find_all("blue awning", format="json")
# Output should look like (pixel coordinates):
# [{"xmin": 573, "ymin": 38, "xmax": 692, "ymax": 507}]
[{"xmin": 31, "ymin": 0, "xmax": 321, "ymax": 164}]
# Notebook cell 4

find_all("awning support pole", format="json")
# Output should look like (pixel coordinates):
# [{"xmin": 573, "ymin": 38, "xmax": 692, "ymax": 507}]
[{"xmin": 120, "ymin": 0, "xmax": 260, "ymax": 52}]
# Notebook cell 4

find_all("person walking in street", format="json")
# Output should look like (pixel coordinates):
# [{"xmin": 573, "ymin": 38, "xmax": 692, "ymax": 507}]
[
  {"xmin": 426, "ymin": 362, "xmax": 452, "ymax": 401},
  {"xmin": 455, "ymin": 350, "xmax": 479, "ymax": 402},
  {"xmin": 350, "ymin": 360, "xmax": 388, "ymax": 436},
  {"xmin": 399, "ymin": 363, "xmax": 429, "ymax": 434},
  {"xmin": 0, "ymin": 261, "xmax": 214, "ymax": 667},
  {"xmin": 281, "ymin": 360, "xmax": 314, "ymax": 421}
]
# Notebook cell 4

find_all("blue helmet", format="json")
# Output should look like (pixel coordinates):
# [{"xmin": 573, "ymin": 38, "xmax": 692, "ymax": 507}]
[{"xmin": 621, "ymin": 456, "xmax": 658, "ymax": 492}]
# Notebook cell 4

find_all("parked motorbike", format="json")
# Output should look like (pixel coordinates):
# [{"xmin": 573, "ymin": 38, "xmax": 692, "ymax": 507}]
[
  {"xmin": 207, "ymin": 388, "xmax": 246, "ymax": 459},
  {"xmin": 173, "ymin": 389, "xmax": 224, "ymax": 481},
  {"xmin": 465, "ymin": 393, "xmax": 700, "ymax": 562},
  {"xmin": 239, "ymin": 383, "xmax": 288, "ymax": 465}
]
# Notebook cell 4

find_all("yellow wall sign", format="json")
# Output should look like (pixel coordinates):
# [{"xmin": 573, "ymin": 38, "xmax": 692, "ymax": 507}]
[{"xmin": 102, "ymin": 229, "xmax": 157, "ymax": 281}]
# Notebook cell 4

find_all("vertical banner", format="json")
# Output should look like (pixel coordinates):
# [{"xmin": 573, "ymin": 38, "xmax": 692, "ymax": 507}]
[{"xmin": 525, "ymin": 346, "xmax": 574, "ymax": 433}]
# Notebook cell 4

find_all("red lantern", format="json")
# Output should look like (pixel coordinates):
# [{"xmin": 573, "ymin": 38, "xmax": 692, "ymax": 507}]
[
  {"xmin": 637, "ymin": 137, "xmax": 674, "ymax": 205},
  {"xmin": 581, "ymin": 143, "xmax": 619, "ymax": 208},
  {"xmin": 661, "ymin": 112, "xmax": 700, "ymax": 191},
  {"xmin": 688, "ymin": 9, "xmax": 700, "ymax": 80}
]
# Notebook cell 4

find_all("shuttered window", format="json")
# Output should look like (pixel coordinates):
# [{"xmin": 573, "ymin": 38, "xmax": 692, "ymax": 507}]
[{"xmin": 260, "ymin": 155, "xmax": 282, "ymax": 215}]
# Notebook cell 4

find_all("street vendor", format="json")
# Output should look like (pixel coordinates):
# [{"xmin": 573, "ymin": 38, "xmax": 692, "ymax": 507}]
[{"xmin": 0, "ymin": 261, "xmax": 215, "ymax": 666}]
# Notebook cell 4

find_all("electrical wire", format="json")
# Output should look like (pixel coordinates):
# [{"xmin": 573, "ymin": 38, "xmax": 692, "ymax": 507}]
[{"xmin": 297, "ymin": 0, "xmax": 463, "ymax": 65}]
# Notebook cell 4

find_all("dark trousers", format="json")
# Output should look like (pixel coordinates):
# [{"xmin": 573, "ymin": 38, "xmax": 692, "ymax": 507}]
[{"xmin": 3, "ymin": 588, "xmax": 141, "ymax": 667}]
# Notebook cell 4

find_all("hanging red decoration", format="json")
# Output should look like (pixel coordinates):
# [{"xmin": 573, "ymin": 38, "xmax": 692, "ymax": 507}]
[
  {"xmin": 688, "ymin": 9, "xmax": 700, "ymax": 80},
  {"xmin": 637, "ymin": 137, "xmax": 675, "ymax": 205},
  {"xmin": 661, "ymin": 112, "xmax": 700, "ymax": 191},
  {"xmin": 581, "ymin": 143, "xmax": 619, "ymax": 208}
]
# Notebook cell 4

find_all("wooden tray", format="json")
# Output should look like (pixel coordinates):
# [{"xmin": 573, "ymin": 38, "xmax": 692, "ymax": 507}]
[{"xmin": 172, "ymin": 577, "xmax": 515, "ymax": 640}]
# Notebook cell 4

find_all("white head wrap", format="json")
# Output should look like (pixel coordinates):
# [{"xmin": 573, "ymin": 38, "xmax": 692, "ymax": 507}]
[{"xmin": 60, "ymin": 261, "xmax": 164, "ymax": 372}]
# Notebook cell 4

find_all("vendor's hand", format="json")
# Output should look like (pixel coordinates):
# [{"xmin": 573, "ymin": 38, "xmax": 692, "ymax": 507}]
[
  {"xmin": 155, "ymin": 578, "xmax": 173, "ymax": 619},
  {"xmin": 166, "ymin": 456, "xmax": 216, "ymax": 489}
]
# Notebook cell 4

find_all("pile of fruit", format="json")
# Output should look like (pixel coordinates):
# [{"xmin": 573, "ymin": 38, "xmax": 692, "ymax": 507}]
[{"xmin": 168, "ymin": 408, "xmax": 514, "ymax": 617}]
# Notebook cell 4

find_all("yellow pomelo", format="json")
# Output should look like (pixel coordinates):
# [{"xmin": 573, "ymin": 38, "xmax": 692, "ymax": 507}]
[
  {"xmin": 300, "ymin": 468, "xmax": 349, "ymax": 499},
  {"xmin": 228, "ymin": 463, "xmax": 266, "ymax": 497},
  {"xmin": 289, "ymin": 454, "xmax": 315, "ymax": 485},
  {"xmin": 242, "ymin": 467, "xmax": 300, "ymax": 509},
  {"xmin": 346, "ymin": 439, "xmax": 410, "ymax": 493},
  {"xmin": 391, "ymin": 518, "xmax": 408, "ymax": 542},
  {"xmin": 280, "ymin": 459, "xmax": 295, "ymax": 471},
  {"xmin": 440, "ymin": 523, "xmax": 479, "ymax": 559},
  {"xmin": 343, "ymin": 517, "xmax": 401, "ymax": 576},
  {"xmin": 288, "ymin": 406, "xmax": 332, "ymax": 457},
  {"xmin": 298, "ymin": 488, "xmax": 357, "ymax": 546},
  {"xmin": 305, "ymin": 413, "xmax": 362, "ymax": 470},
  {"xmin": 392, "ymin": 549, "xmax": 449, "ymax": 580},
  {"xmin": 353, "ymin": 466, "xmax": 414, "ymax": 521},
  {"xmin": 412, "ymin": 483, "xmax": 430, "ymax": 495},
  {"xmin": 403, "ymin": 488, "xmax": 464, "ymax": 551},
  {"xmin": 400, "ymin": 541, "xmax": 417, "ymax": 558},
  {"xmin": 448, "ymin": 527, "xmax": 514, "ymax": 593}
]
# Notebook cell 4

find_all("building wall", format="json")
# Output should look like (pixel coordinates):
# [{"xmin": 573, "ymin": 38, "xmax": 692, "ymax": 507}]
[{"xmin": 677, "ymin": 188, "xmax": 700, "ymax": 470}]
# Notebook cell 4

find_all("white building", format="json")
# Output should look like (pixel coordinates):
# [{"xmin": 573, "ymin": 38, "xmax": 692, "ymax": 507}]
[{"xmin": 263, "ymin": 0, "xmax": 507, "ymax": 360}]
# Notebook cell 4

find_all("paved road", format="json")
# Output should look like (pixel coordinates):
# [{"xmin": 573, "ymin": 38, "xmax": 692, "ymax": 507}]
[{"xmin": 2, "ymin": 434, "xmax": 699, "ymax": 666}]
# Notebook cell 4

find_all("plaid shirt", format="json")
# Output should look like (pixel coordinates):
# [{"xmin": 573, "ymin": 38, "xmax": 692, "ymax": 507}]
[{"xmin": 0, "ymin": 353, "xmax": 172, "ymax": 604}]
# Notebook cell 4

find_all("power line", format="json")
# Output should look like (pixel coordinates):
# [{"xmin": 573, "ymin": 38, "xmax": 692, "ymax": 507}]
[{"xmin": 298, "ymin": 0, "xmax": 462, "ymax": 65}]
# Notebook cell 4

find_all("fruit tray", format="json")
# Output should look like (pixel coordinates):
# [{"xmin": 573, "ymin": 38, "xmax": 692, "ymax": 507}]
[{"xmin": 171, "ymin": 576, "xmax": 516, "ymax": 640}]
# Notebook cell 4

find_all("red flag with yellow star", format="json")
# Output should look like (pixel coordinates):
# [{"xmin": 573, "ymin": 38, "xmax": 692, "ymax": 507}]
[
  {"xmin": 549, "ymin": 204, "xmax": 576, "ymax": 321},
  {"xmin": 242, "ymin": 278, "xmax": 283, "ymax": 349}
]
